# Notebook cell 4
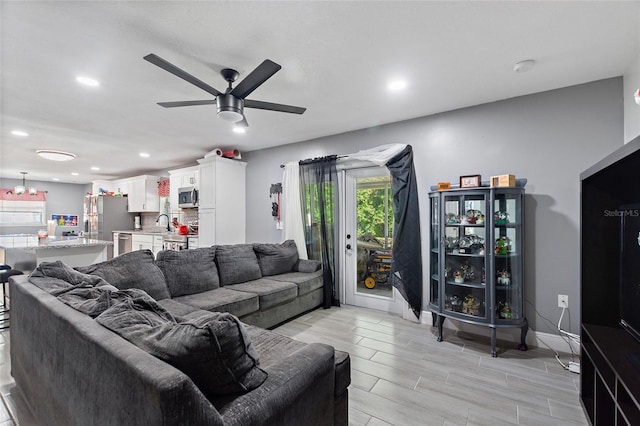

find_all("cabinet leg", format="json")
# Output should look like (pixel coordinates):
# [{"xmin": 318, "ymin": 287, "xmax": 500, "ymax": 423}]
[
  {"xmin": 518, "ymin": 318, "xmax": 529, "ymax": 351},
  {"xmin": 491, "ymin": 328, "xmax": 497, "ymax": 357},
  {"xmin": 436, "ymin": 315, "xmax": 445, "ymax": 342}
]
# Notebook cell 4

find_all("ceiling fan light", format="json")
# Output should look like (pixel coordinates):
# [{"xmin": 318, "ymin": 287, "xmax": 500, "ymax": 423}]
[
  {"xmin": 29, "ymin": 187, "xmax": 38, "ymax": 195},
  {"xmin": 218, "ymin": 110, "xmax": 243, "ymax": 122},
  {"xmin": 37, "ymin": 150, "xmax": 76, "ymax": 161},
  {"xmin": 14, "ymin": 185, "xmax": 25, "ymax": 195},
  {"xmin": 217, "ymin": 94, "xmax": 244, "ymax": 122}
]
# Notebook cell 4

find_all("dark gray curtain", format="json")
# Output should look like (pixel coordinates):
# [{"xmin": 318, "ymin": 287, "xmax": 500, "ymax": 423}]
[
  {"xmin": 299, "ymin": 155, "xmax": 340, "ymax": 308},
  {"xmin": 386, "ymin": 145, "xmax": 422, "ymax": 319}
]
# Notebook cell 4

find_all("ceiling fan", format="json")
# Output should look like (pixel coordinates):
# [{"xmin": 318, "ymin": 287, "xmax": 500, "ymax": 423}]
[{"xmin": 143, "ymin": 54, "xmax": 306, "ymax": 127}]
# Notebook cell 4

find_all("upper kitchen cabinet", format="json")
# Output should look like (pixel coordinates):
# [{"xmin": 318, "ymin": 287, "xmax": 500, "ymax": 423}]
[
  {"xmin": 120, "ymin": 175, "xmax": 160, "ymax": 212},
  {"xmin": 169, "ymin": 166, "xmax": 200, "ymax": 211},
  {"xmin": 197, "ymin": 156, "xmax": 247, "ymax": 246}
]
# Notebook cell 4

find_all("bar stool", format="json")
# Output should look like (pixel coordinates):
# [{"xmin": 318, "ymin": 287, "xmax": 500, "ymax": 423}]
[{"xmin": 0, "ymin": 264, "xmax": 23, "ymax": 330}]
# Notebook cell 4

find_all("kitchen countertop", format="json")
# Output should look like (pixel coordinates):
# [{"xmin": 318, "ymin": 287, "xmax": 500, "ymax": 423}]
[
  {"xmin": 0, "ymin": 235, "xmax": 113, "ymax": 250},
  {"xmin": 113, "ymin": 230, "xmax": 198, "ymax": 238}
]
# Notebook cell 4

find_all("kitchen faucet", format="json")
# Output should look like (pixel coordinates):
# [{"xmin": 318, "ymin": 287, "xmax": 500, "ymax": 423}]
[{"xmin": 156, "ymin": 214, "xmax": 171, "ymax": 232}]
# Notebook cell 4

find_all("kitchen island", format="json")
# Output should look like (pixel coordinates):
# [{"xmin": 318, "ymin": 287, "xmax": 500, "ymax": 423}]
[{"xmin": 0, "ymin": 234, "xmax": 112, "ymax": 273}]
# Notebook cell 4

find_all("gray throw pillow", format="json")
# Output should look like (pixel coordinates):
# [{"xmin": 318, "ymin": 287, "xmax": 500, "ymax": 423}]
[
  {"xmin": 96, "ymin": 300, "xmax": 267, "ymax": 397},
  {"xmin": 215, "ymin": 244, "xmax": 262, "ymax": 285},
  {"xmin": 156, "ymin": 247, "xmax": 219, "ymax": 297},
  {"xmin": 253, "ymin": 240, "xmax": 299, "ymax": 276},
  {"xmin": 75, "ymin": 250, "xmax": 171, "ymax": 300}
]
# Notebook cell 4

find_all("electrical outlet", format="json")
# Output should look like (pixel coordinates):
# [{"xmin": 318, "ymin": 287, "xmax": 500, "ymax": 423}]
[{"xmin": 558, "ymin": 294, "xmax": 569, "ymax": 308}]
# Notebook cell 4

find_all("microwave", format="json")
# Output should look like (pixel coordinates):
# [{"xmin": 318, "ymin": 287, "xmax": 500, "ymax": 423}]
[{"xmin": 178, "ymin": 186, "xmax": 198, "ymax": 208}]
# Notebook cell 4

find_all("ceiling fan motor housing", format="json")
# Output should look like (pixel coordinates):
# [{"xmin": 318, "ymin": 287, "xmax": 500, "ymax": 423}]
[{"xmin": 217, "ymin": 94, "xmax": 244, "ymax": 122}]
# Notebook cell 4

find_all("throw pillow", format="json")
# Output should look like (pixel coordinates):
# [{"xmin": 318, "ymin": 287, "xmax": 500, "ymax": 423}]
[
  {"xmin": 96, "ymin": 300, "xmax": 267, "ymax": 397},
  {"xmin": 156, "ymin": 247, "xmax": 219, "ymax": 297},
  {"xmin": 253, "ymin": 240, "xmax": 299, "ymax": 276},
  {"xmin": 75, "ymin": 250, "xmax": 171, "ymax": 300},
  {"xmin": 215, "ymin": 244, "xmax": 262, "ymax": 285}
]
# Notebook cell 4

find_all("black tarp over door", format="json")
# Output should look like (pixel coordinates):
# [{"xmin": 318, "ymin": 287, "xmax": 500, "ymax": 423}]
[{"xmin": 386, "ymin": 145, "xmax": 422, "ymax": 319}]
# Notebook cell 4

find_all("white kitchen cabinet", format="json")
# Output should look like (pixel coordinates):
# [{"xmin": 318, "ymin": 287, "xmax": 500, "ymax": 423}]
[
  {"xmin": 91, "ymin": 180, "xmax": 117, "ymax": 196},
  {"xmin": 197, "ymin": 156, "xmax": 246, "ymax": 245},
  {"xmin": 169, "ymin": 166, "xmax": 199, "ymax": 212},
  {"xmin": 131, "ymin": 234, "xmax": 154, "ymax": 253},
  {"xmin": 153, "ymin": 235, "xmax": 163, "ymax": 257},
  {"xmin": 120, "ymin": 175, "xmax": 160, "ymax": 212}
]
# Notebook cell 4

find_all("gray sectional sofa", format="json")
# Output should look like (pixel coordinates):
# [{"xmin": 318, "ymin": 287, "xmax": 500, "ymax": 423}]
[{"xmin": 9, "ymin": 241, "xmax": 350, "ymax": 425}]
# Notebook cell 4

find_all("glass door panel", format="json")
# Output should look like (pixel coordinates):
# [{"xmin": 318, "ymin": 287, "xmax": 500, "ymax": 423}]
[
  {"xmin": 443, "ymin": 192, "xmax": 488, "ymax": 320},
  {"xmin": 494, "ymin": 192, "xmax": 523, "ymax": 321}
]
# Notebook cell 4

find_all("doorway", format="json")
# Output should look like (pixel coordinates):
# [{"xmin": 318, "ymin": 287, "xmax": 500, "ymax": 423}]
[{"xmin": 340, "ymin": 167, "xmax": 404, "ymax": 314}]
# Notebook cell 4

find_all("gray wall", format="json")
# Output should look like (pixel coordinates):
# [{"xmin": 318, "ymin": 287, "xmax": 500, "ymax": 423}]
[
  {"xmin": 243, "ymin": 77, "xmax": 624, "ymax": 335},
  {"xmin": 0, "ymin": 178, "xmax": 87, "ymax": 236}
]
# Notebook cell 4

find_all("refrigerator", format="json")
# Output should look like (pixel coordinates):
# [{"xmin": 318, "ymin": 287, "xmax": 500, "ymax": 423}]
[{"xmin": 84, "ymin": 196, "xmax": 134, "ymax": 259}]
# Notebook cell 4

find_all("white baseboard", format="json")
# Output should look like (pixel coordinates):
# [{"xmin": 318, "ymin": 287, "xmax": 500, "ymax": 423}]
[{"xmin": 419, "ymin": 310, "xmax": 579, "ymax": 355}]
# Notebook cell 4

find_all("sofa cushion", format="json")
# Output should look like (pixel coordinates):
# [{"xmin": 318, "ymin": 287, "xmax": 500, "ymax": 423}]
[
  {"xmin": 253, "ymin": 240, "xmax": 299, "ymax": 276},
  {"xmin": 224, "ymin": 278, "xmax": 298, "ymax": 310},
  {"xmin": 294, "ymin": 259, "xmax": 322, "ymax": 273},
  {"xmin": 268, "ymin": 270, "xmax": 323, "ymax": 296},
  {"xmin": 96, "ymin": 297, "xmax": 268, "ymax": 397},
  {"xmin": 173, "ymin": 288, "xmax": 259, "ymax": 318},
  {"xmin": 75, "ymin": 250, "xmax": 171, "ymax": 300},
  {"xmin": 156, "ymin": 247, "xmax": 219, "ymax": 297},
  {"xmin": 215, "ymin": 244, "xmax": 262, "ymax": 285}
]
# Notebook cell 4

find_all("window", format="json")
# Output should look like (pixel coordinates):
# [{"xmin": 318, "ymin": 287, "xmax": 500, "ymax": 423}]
[{"xmin": 0, "ymin": 191, "xmax": 47, "ymax": 226}]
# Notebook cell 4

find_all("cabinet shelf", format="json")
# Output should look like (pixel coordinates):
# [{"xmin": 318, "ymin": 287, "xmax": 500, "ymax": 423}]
[
  {"xmin": 445, "ymin": 280, "xmax": 485, "ymax": 289},
  {"xmin": 430, "ymin": 185, "xmax": 527, "ymax": 357}
]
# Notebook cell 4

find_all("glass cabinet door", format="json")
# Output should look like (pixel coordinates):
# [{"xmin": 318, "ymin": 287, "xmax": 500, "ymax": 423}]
[
  {"xmin": 429, "ymin": 194, "xmax": 440, "ymax": 308},
  {"xmin": 443, "ymin": 193, "xmax": 488, "ymax": 321},
  {"xmin": 493, "ymin": 190, "xmax": 523, "ymax": 322}
]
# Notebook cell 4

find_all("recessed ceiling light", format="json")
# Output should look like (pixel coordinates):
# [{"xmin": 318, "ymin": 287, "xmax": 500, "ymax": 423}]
[
  {"xmin": 52, "ymin": 177, "xmax": 60, "ymax": 181},
  {"xmin": 91, "ymin": 166, "xmax": 100, "ymax": 171},
  {"xmin": 71, "ymin": 172, "xmax": 79, "ymax": 176},
  {"xmin": 139, "ymin": 152, "xmax": 150, "ymax": 158},
  {"xmin": 36, "ymin": 150, "xmax": 76, "ymax": 161},
  {"xmin": 388, "ymin": 80, "xmax": 407, "ymax": 91},
  {"xmin": 76, "ymin": 76, "xmax": 100, "ymax": 87},
  {"xmin": 11, "ymin": 130, "xmax": 29, "ymax": 137},
  {"xmin": 233, "ymin": 127, "xmax": 246, "ymax": 134},
  {"xmin": 514, "ymin": 59, "xmax": 536, "ymax": 73}
]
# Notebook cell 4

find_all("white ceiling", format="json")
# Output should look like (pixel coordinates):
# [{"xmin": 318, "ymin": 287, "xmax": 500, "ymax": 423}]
[{"xmin": 1, "ymin": 1, "xmax": 639, "ymax": 184}]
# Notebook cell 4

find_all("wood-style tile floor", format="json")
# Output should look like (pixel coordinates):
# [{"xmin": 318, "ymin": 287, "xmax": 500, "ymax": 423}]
[{"xmin": 0, "ymin": 305, "xmax": 588, "ymax": 425}]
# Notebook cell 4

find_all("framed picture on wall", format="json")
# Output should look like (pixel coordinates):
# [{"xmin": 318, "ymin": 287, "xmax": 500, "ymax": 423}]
[
  {"xmin": 459, "ymin": 175, "xmax": 481, "ymax": 188},
  {"xmin": 51, "ymin": 214, "xmax": 78, "ymax": 227}
]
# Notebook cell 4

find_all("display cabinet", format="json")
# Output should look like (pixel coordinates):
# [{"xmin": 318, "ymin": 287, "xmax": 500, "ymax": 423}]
[{"xmin": 429, "ymin": 184, "xmax": 527, "ymax": 357}]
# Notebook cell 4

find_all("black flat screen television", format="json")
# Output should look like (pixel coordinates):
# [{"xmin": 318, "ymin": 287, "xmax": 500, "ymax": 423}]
[{"xmin": 620, "ymin": 203, "xmax": 640, "ymax": 343}]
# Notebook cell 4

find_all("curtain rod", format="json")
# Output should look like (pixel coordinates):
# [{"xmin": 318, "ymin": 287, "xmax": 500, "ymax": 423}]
[{"xmin": 280, "ymin": 155, "xmax": 348, "ymax": 168}]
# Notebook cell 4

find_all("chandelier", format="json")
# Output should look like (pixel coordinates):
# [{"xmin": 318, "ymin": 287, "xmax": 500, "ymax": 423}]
[{"xmin": 15, "ymin": 172, "xmax": 37, "ymax": 195}]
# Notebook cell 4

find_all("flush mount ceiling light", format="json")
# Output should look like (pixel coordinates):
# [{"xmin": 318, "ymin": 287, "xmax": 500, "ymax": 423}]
[
  {"xmin": 139, "ymin": 152, "xmax": 150, "ymax": 158},
  {"xmin": 514, "ymin": 59, "xmax": 536, "ymax": 73},
  {"xmin": 91, "ymin": 166, "xmax": 100, "ymax": 171},
  {"xmin": 15, "ymin": 171, "xmax": 37, "ymax": 195},
  {"xmin": 76, "ymin": 76, "xmax": 100, "ymax": 87},
  {"xmin": 388, "ymin": 79, "xmax": 408, "ymax": 91},
  {"xmin": 233, "ymin": 126, "xmax": 246, "ymax": 134},
  {"xmin": 11, "ymin": 130, "xmax": 29, "ymax": 137},
  {"xmin": 37, "ymin": 150, "xmax": 76, "ymax": 161}
]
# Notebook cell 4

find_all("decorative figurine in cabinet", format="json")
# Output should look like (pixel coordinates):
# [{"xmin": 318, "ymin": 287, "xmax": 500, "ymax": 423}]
[{"xmin": 429, "ymin": 182, "xmax": 528, "ymax": 357}]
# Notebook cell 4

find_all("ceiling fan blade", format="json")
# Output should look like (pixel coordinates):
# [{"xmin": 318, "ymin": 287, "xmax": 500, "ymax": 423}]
[
  {"xmin": 236, "ymin": 116, "xmax": 249, "ymax": 127},
  {"xmin": 144, "ymin": 54, "xmax": 222, "ymax": 97},
  {"xmin": 157, "ymin": 100, "xmax": 217, "ymax": 108},
  {"xmin": 244, "ymin": 99, "xmax": 306, "ymax": 114},
  {"xmin": 230, "ymin": 59, "xmax": 281, "ymax": 99}
]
